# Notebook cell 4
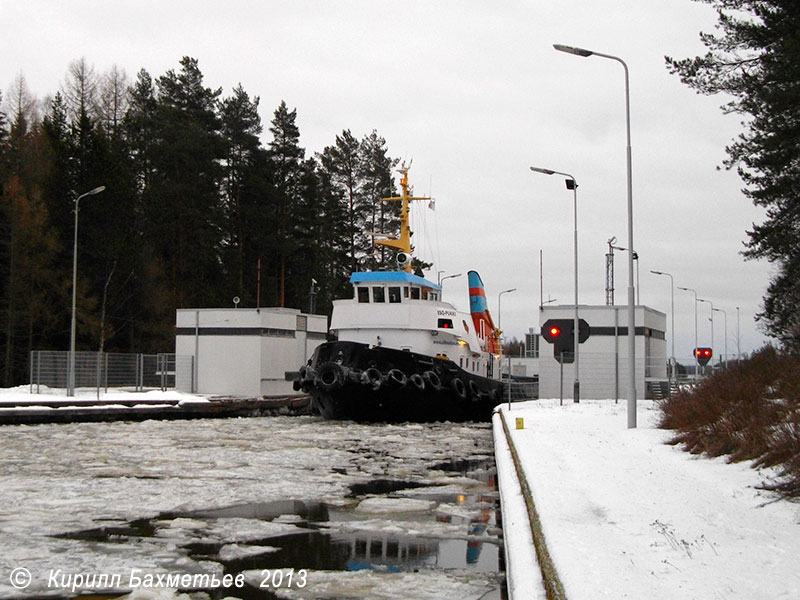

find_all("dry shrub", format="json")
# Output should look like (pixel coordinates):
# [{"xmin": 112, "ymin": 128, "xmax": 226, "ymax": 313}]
[{"xmin": 658, "ymin": 346, "xmax": 800, "ymax": 498}]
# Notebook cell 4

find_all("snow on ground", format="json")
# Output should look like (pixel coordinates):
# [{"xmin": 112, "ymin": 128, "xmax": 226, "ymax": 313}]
[
  {"xmin": 0, "ymin": 385, "xmax": 208, "ymax": 405},
  {"xmin": 496, "ymin": 399, "xmax": 800, "ymax": 600}
]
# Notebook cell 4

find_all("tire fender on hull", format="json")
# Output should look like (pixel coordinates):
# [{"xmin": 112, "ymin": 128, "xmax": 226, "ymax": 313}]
[
  {"xmin": 315, "ymin": 363, "xmax": 346, "ymax": 392},
  {"xmin": 451, "ymin": 377, "xmax": 467, "ymax": 400},
  {"xmin": 386, "ymin": 369, "xmax": 407, "ymax": 388},
  {"xmin": 361, "ymin": 367, "xmax": 383, "ymax": 391},
  {"xmin": 422, "ymin": 371, "xmax": 442, "ymax": 392},
  {"xmin": 408, "ymin": 373, "xmax": 425, "ymax": 391}
]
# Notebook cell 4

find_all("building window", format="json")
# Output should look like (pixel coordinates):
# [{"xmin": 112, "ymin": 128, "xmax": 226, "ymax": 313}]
[
  {"xmin": 373, "ymin": 287, "xmax": 385, "ymax": 303},
  {"xmin": 525, "ymin": 332, "xmax": 540, "ymax": 358},
  {"xmin": 357, "ymin": 287, "xmax": 370, "ymax": 303},
  {"xmin": 388, "ymin": 287, "xmax": 402, "ymax": 303}
]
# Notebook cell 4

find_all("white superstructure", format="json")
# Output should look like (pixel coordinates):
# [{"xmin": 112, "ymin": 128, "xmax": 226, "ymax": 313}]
[{"xmin": 330, "ymin": 271, "xmax": 500, "ymax": 380}]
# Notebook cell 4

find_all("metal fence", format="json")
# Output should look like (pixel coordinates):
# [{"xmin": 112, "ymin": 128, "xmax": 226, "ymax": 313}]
[
  {"xmin": 29, "ymin": 351, "xmax": 195, "ymax": 395},
  {"xmin": 530, "ymin": 352, "xmax": 724, "ymax": 401},
  {"xmin": 502, "ymin": 378, "xmax": 538, "ymax": 402}
]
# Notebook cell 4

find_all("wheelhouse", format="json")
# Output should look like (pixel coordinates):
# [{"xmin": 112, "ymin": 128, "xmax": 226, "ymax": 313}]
[{"xmin": 350, "ymin": 271, "xmax": 441, "ymax": 303}]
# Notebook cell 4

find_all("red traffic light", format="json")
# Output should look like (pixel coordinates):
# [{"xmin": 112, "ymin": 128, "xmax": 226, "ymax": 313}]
[
  {"xmin": 549, "ymin": 326, "xmax": 561, "ymax": 337},
  {"xmin": 694, "ymin": 347, "xmax": 713, "ymax": 366}
]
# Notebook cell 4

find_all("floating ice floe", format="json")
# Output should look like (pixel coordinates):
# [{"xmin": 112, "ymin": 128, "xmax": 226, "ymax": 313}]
[
  {"xmin": 239, "ymin": 568, "xmax": 499, "ymax": 600},
  {"xmin": 217, "ymin": 543, "xmax": 280, "ymax": 561},
  {"xmin": 319, "ymin": 517, "xmax": 466, "ymax": 540},
  {"xmin": 354, "ymin": 497, "xmax": 436, "ymax": 514}
]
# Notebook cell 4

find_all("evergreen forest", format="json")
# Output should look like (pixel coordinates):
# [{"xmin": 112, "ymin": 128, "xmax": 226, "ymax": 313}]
[{"xmin": 0, "ymin": 57, "xmax": 403, "ymax": 385}]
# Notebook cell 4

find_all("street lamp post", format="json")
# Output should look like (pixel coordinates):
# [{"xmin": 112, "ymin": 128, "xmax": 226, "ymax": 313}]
[
  {"xmin": 736, "ymin": 306, "xmax": 741, "ymax": 360},
  {"xmin": 554, "ymin": 43, "xmax": 636, "ymax": 427},
  {"xmin": 497, "ymin": 288, "xmax": 517, "ymax": 336},
  {"xmin": 68, "ymin": 185, "xmax": 106, "ymax": 397},
  {"xmin": 650, "ymin": 270, "xmax": 675, "ymax": 378},
  {"xmin": 530, "ymin": 166, "xmax": 581, "ymax": 402},
  {"xmin": 498, "ymin": 287, "xmax": 516, "ymax": 386},
  {"xmin": 697, "ymin": 298, "xmax": 714, "ymax": 359},
  {"xmin": 439, "ymin": 272, "xmax": 462, "ymax": 288},
  {"xmin": 678, "ymin": 286, "xmax": 698, "ymax": 379},
  {"xmin": 713, "ymin": 307, "xmax": 727, "ymax": 368}
]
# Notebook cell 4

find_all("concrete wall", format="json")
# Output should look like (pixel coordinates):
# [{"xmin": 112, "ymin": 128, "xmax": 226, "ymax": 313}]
[{"xmin": 175, "ymin": 308, "xmax": 327, "ymax": 397}]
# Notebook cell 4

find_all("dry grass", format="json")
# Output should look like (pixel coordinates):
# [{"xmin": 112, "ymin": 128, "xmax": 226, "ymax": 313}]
[{"xmin": 658, "ymin": 346, "xmax": 800, "ymax": 498}]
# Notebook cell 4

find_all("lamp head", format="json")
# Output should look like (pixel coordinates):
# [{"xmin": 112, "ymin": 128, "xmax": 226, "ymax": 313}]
[
  {"xmin": 553, "ymin": 43, "xmax": 594, "ymax": 57},
  {"xmin": 530, "ymin": 166, "xmax": 555, "ymax": 175}
]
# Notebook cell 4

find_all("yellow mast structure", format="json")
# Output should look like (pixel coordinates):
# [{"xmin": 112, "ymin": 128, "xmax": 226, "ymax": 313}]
[{"xmin": 375, "ymin": 163, "xmax": 431, "ymax": 272}]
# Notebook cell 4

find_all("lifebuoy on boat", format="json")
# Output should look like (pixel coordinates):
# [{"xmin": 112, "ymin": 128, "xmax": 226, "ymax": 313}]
[
  {"xmin": 361, "ymin": 367, "xmax": 383, "ymax": 390},
  {"xmin": 408, "ymin": 373, "xmax": 425, "ymax": 391},
  {"xmin": 451, "ymin": 377, "xmax": 467, "ymax": 400},
  {"xmin": 386, "ymin": 368, "xmax": 408, "ymax": 388},
  {"xmin": 422, "ymin": 370, "xmax": 442, "ymax": 391},
  {"xmin": 315, "ymin": 362, "xmax": 346, "ymax": 391}
]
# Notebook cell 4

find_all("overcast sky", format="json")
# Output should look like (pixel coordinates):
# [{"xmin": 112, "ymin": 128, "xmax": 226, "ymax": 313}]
[{"xmin": 2, "ymin": 0, "xmax": 774, "ymax": 360}]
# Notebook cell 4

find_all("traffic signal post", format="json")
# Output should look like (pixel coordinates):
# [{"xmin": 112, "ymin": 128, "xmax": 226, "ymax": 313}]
[{"xmin": 541, "ymin": 318, "xmax": 590, "ymax": 402}]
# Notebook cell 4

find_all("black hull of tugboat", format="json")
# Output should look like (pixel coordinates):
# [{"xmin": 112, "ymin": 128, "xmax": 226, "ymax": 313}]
[{"xmin": 293, "ymin": 341, "xmax": 503, "ymax": 422}]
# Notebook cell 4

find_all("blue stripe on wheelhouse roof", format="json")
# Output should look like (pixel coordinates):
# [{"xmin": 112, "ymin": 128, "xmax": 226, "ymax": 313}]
[{"xmin": 350, "ymin": 271, "xmax": 441, "ymax": 290}]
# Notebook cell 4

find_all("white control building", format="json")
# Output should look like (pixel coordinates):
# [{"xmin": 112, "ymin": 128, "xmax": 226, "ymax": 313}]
[
  {"xmin": 175, "ymin": 307, "xmax": 327, "ymax": 397},
  {"xmin": 537, "ymin": 304, "xmax": 667, "ymax": 401}
]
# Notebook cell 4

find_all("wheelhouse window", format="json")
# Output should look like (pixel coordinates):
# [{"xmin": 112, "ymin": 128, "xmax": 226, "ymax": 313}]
[
  {"xmin": 437, "ymin": 318, "xmax": 454, "ymax": 329},
  {"xmin": 357, "ymin": 287, "xmax": 370, "ymax": 303},
  {"xmin": 410, "ymin": 287, "xmax": 420, "ymax": 300},
  {"xmin": 373, "ymin": 287, "xmax": 385, "ymax": 303},
  {"xmin": 388, "ymin": 286, "xmax": 402, "ymax": 303}
]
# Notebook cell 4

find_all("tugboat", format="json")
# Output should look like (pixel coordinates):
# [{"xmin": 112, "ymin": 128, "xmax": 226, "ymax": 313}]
[{"xmin": 294, "ymin": 164, "xmax": 504, "ymax": 422}]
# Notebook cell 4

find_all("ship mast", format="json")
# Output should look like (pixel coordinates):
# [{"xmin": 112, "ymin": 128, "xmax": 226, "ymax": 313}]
[{"xmin": 375, "ymin": 163, "xmax": 431, "ymax": 272}]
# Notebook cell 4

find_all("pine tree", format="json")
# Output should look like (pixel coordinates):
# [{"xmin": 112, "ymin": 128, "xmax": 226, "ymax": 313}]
[
  {"xmin": 359, "ymin": 130, "xmax": 398, "ymax": 269},
  {"xmin": 219, "ymin": 84, "xmax": 263, "ymax": 298},
  {"xmin": 318, "ymin": 130, "xmax": 365, "ymax": 271},
  {"xmin": 125, "ymin": 69, "xmax": 158, "ymax": 195},
  {"xmin": 150, "ymin": 57, "xmax": 225, "ymax": 308},
  {"xmin": 666, "ymin": 1, "xmax": 800, "ymax": 350},
  {"xmin": 268, "ymin": 100, "xmax": 305, "ymax": 307},
  {"xmin": 311, "ymin": 158, "xmax": 352, "ymax": 312}
]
